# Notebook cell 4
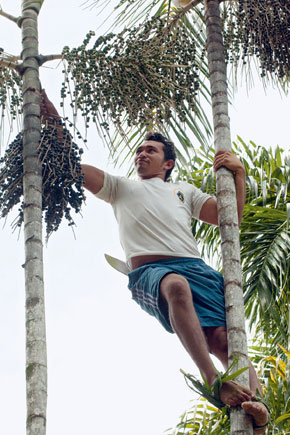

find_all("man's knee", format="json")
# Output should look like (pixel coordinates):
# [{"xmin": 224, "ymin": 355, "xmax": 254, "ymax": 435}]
[
  {"xmin": 204, "ymin": 326, "xmax": 228, "ymax": 355},
  {"xmin": 160, "ymin": 274, "xmax": 192, "ymax": 307}
]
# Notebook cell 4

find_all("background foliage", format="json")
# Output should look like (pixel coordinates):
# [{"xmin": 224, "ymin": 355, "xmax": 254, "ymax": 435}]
[
  {"xmin": 169, "ymin": 139, "xmax": 290, "ymax": 434},
  {"xmin": 180, "ymin": 138, "xmax": 290, "ymax": 350},
  {"xmin": 168, "ymin": 343, "xmax": 290, "ymax": 434}
]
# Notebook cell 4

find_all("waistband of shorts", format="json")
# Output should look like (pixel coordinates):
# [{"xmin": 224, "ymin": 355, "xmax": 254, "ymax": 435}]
[{"xmin": 130, "ymin": 257, "xmax": 205, "ymax": 272}]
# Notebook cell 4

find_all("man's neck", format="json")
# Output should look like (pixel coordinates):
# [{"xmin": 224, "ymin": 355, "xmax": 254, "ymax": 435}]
[{"xmin": 139, "ymin": 174, "xmax": 165, "ymax": 181}]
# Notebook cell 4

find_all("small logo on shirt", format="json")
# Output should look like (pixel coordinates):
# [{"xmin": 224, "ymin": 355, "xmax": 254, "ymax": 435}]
[{"xmin": 176, "ymin": 190, "xmax": 185, "ymax": 203}]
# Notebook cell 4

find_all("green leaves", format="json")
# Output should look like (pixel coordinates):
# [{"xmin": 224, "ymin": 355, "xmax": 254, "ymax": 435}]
[
  {"xmin": 255, "ymin": 345, "xmax": 290, "ymax": 433},
  {"xmin": 170, "ymin": 343, "xmax": 290, "ymax": 434},
  {"xmin": 166, "ymin": 400, "xmax": 230, "ymax": 435},
  {"xmin": 183, "ymin": 138, "xmax": 290, "ymax": 350},
  {"xmin": 235, "ymin": 139, "xmax": 290, "ymax": 348},
  {"xmin": 241, "ymin": 216, "xmax": 290, "ymax": 348},
  {"xmin": 181, "ymin": 360, "xmax": 249, "ymax": 411}
]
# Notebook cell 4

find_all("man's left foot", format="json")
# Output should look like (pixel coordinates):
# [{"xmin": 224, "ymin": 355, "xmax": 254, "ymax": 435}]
[{"xmin": 241, "ymin": 401, "xmax": 269, "ymax": 434}]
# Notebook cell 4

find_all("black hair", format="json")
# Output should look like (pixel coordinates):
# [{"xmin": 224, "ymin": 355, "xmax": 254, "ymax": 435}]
[{"xmin": 144, "ymin": 131, "xmax": 176, "ymax": 181}]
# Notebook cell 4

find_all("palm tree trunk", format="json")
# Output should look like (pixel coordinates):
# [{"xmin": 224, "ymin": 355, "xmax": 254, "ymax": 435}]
[
  {"xmin": 21, "ymin": 1, "xmax": 47, "ymax": 434},
  {"xmin": 204, "ymin": 1, "xmax": 252, "ymax": 433}
]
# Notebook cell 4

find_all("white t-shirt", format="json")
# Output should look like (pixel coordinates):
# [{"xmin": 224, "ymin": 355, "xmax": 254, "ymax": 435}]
[{"xmin": 95, "ymin": 173, "xmax": 213, "ymax": 264}]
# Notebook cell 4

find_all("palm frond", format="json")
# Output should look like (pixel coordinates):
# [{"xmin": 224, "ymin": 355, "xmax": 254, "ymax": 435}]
[
  {"xmin": 181, "ymin": 362, "xmax": 249, "ymax": 410},
  {"xmin": 166, "ymin": 399, "xmax": 230, "ymax": 435},
  {"xmin": 61, "ymin": 11, "xmax": 213, "ymax": 164},
  {"xmin": 181, "ymin": 138, "xmax": 290, "ymax": 348},
  {"xmin": 241, "ymin": 206, "xmax": 290, "ymax": 347},
  {"xmin": 86, "ymin": 0, "xmax": 289, "ymax": 88}
]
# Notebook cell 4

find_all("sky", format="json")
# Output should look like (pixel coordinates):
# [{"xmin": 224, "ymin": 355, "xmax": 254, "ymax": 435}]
[{"xmin": 0, "ymin": 1, "xmax": 289, "ymax": 435}]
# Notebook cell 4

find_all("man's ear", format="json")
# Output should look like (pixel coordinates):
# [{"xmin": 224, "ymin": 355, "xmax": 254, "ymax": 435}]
[{"xmin": 164, "ymin": 159, "xmax": 175, "ymax": 170}]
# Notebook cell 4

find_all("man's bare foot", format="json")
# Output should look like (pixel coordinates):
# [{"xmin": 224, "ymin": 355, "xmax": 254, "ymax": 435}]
[
  {"xmin": 219, "ymin": 381, "xmax": 254, "ymax": 406},
  {"xmin": 242, "ymin": 401, "xmax": 269, "ymax": 434}
]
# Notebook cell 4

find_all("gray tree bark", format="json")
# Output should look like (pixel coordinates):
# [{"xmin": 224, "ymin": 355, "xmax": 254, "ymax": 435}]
[
  {"xmin": 204, "ymin": 1, "xmax": 253, "ymax": 433},
  {"xmin": 21, "ymin": 1, "xmax": 47, "ymax": 434}
]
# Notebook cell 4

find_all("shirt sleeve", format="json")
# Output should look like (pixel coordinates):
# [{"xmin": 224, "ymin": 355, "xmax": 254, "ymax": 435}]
[
  {"xmin": 94, "ymin": 171, "xmax": 120, "ymax": 204},
  {"xmin": 190, "ymin": 185, "xmax": 214, "ymax": 219}
]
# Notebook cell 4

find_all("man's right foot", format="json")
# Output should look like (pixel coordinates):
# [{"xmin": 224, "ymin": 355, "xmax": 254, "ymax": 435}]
[{"xmin": 242, "ymin": 401, "xmax": 269, "ymax": 434}]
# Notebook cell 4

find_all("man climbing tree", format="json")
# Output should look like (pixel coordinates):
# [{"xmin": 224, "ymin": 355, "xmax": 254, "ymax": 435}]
[{"xmin": 40, "ymin": 90, "xmax": 269, "ymax": 433}]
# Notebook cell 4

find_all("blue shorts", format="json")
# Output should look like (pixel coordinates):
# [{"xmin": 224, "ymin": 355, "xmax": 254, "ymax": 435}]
[{"xmin": 128, "ymin": 257, "xmax": 226, "ymax": 333}]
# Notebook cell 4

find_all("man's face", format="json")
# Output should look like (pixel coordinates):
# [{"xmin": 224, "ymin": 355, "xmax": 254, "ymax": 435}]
[{"xmin": 134, "ymin": 140, "xmax": 174, "ymax": 180}]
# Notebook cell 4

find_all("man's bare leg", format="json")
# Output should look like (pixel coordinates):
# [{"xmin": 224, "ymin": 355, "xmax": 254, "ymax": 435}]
[
  {"xmin": 204, "ymin": 326, "xmax": 269, "ymax": 433},
  {"xmin": 159, "ymin": 274, "xmax": 253, "ymax": 406},
  {"xmin": 204, "ymin": 326, "xmax": 262, "ymax": 394}
]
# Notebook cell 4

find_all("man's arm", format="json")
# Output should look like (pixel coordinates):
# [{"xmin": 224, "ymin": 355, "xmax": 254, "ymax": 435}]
[
  {"xmin": 81, "ymin": 164, "xmax": 104, "ymax": 194},
  {"xmin": 199, "ymin": 150, "xmax": 246, "ymax": 226},
  {"xmin": 39, "ymin": 89, "xmax": 64, "ymax": 140},
  {"xmin": 39, "ymin": 90, "xmax": 104, "ymax": 194}
]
